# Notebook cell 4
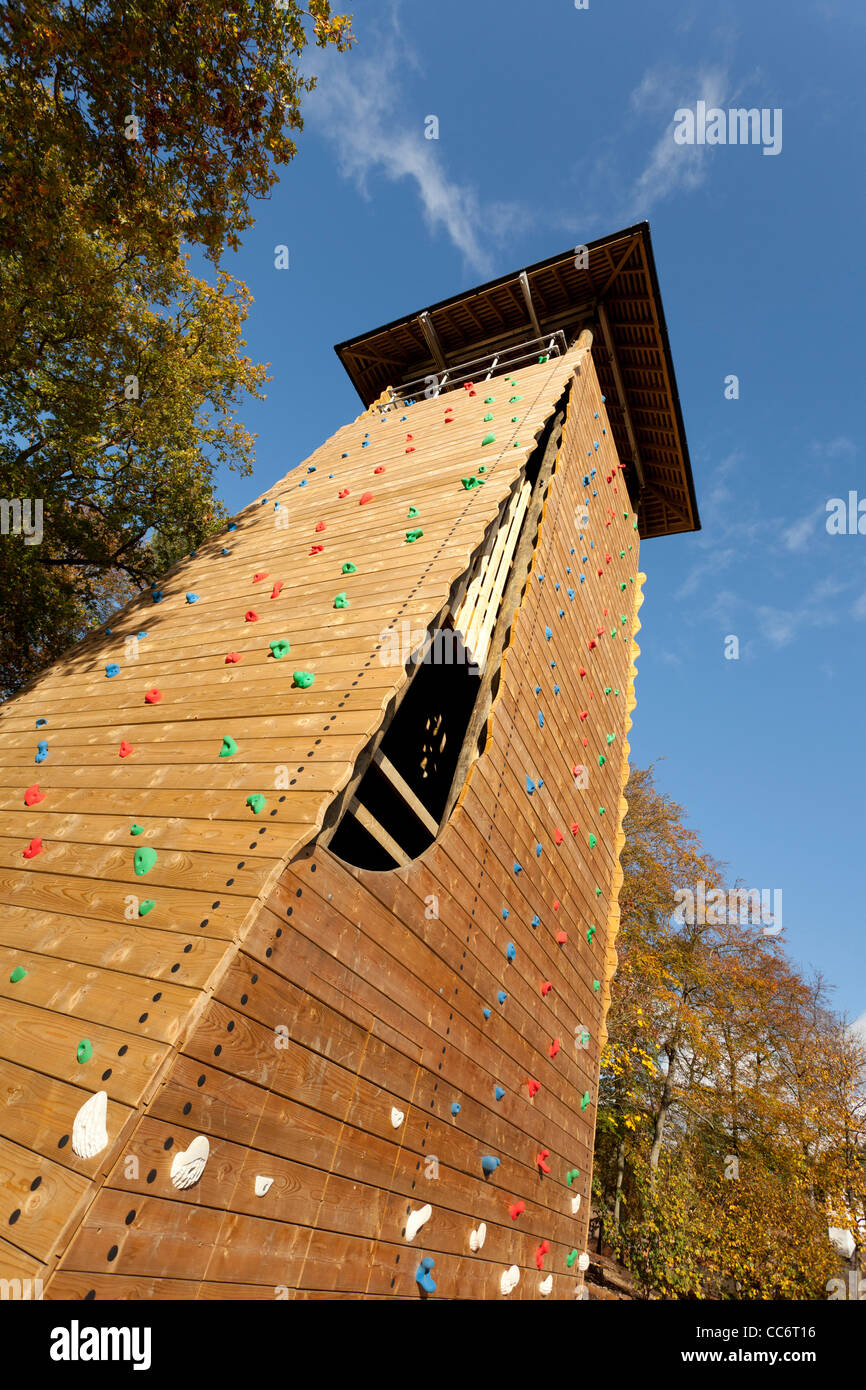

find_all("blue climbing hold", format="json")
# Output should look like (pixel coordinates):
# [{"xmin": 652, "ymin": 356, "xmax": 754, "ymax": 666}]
[
  {"xmin": 221, "ymin": 548, "xmax": 230, "ymax": 555},
  {"xmin": 228, "ymin": 522, "xmax": 237, "ymax": 531},
  {"xmin": 531, "ymin": 914, "xmax": 540, "ymax": 928},
  {"xmin": 35, "ymin": 719, "xmax": 47, "ymax": 728},
  {"xmin": 483, "ymin": 1007, "xmax": 491, "ymax": 1020},
  {"xmin": 105, "ymin": 664, "xmax": 119, "ymax": 678},
  {"xmin": 513, "ymin": 862, "xmax": 522, "ymax": 875},
  {"xmin": 415, "ymin": 1257, "xmax": 436, "ymax": 1293},
  {"xmin": 497, "ymin": 990, "xmax": 508, "ymax": 1005},
  {"xmin": 151, "ymin": 590, "xmax": 163, "ymax": 603},
  {"xmin": 481, "ymin": 1156, "xmax": 501, "ymax": 1176},
  {"xmin": 495, "ymin": 1086, "xmax": 506, "ymax": 1101},
  {"xmin": 526, "ymin": 775, "xmax": 535, "ymax": 794},
  {"xmin": 536, "ymin": 844, "xmax": 542, "ymax": 857},
  {"xmin": 185, "ymin": 593, "xmax": 199, "ymax": 604},
  {"xmin": 545, "ymin": 626, "xmax": 552, "ymax": 641},
  {"xmin": 538, "ymin": 711, "xmax": 544, "ymax": 728},
  {"xmin": 502, "ymin": 908, "xmax": 509, "ymax": 920},
  {"xmin": 506, "ymin": 942, "xmax": 516, "ymax": 961},
  {"xmin": 35, "ymin": 740, "xmax": 48, "ymax": 763},
  {"xmin": 554, "ymin": 685, "xmax": 560, "ymax": 694},
  {"xmin": 451, "ymin": 1102, "xmax": 461, "ymax": 1116}
]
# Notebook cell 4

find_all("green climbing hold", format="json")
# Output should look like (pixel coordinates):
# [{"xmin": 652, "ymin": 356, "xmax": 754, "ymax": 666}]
[
  {"xmin": 139, "ymin": 899, "xmax": 156, "ymax": 917},
  {"xmin": 483, "ymin": 413, "xmax": 493, "ymax": 422},
  {"xmin": 246, "ymin": 794, "xmax": 266, "ymax": 814},
  {"xmin": 342, "ymin": 562, "xmax": 357, "ymax": 574},
  {"xmin": 607, "ymin": 734, "xmax": 615, "ymax": 744},
  {"xmin": 589, "ymin": 833, "xmax": 598, "ymax": 849},
  {"xmin": 598, "ymin": 754, "xmax": 606, "ymax": 767},
  {"xmin": 477, "ymin": 465, "xmax": 487, "ymax": 473},
  {"xmin": 538, "ymin": 353, "xmax": 549, "ymax": 364},
  {"xmin": 586, "ymin": 925, "xmax": 596, "ymax": 942},
  {"xmin": 134, "ymin": 846, "xmax": 158, "ymax": 876},
  {"xmin": 9, "ymin": 966, "xmax": 27, "ymax": 983},
  {"xmin": 333, "ymin": 593, "xmax": 349, "ymax": 609},
  {"xmin": 219, "ymin": 735, "xmax": 238, "ymax": 758},
  {"xmin": 566, "ymin": 1168, "xmax": 580, "ymax": 1186},
  {"xmin": 130, "ymin": 823, "xmax": 145, "ymax": 836},
  {"xmin": 511, "ymin": 415, "xmax": 519, "ymax": 422},
  {"xmin": 480, "ymin": 434, "xmax": 495, "ymax": 446},
  {"xmin": 269, "ymin": 639, "xmax": 291, "ymax": 659},
  {"xmin": 76, "ymin": 1039, "xmax": 93, "ymax": 1065},
  {"xmin": 604, "ymin": 687, "xmax": 612, "ymax": 695},
  {"xmin": 566, "ymin": 1249, "xmax": 579, "ymax": 1268},
  {"xmin": 593, "ymin": 978, "xmax": 600, "ymax": 991},
  {"xmin": 580, "ymin": 1091, "xmax": 592, "ymax": 1112},
  {"xmin": 461, "ymin": 476, "xmax": 483, "ymax": 489},
  {"xmin": 405, "ymin": 529, "xmax": 424, "ymax": 543},
  {"xmin": 407, "ymin": 506, "xmax": 419, "ymax": 518},
  {"xmin": 293, "ymin": 670, "xmax": 315, "ymax": 688},
  {"xmin": 484, "ymin": 396, "xmax": 494, "ymax": 403},
  {"xmin": 509, "ymin": 395, "xmax": 522, "ymax": 402},
  {"xmin": 599, "ymin": 807, "xmax": 605, "ymax": 816}
]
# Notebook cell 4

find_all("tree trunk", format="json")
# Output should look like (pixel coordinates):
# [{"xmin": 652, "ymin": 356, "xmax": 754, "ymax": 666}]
[{"xmin": 613, "ymin": 1136, "xmax": 627, "ymax": 1228}]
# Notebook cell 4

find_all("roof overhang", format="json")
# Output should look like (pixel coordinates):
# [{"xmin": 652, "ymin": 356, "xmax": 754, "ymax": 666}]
[{"xmin": 334, "ymin": 222, "xmax": 699, "ymax": 539}]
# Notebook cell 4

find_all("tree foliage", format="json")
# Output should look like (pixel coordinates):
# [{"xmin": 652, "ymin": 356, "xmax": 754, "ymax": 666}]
[{"xmin": 594, "ymin": 765, "xmax": 866, "ymax": 1299}]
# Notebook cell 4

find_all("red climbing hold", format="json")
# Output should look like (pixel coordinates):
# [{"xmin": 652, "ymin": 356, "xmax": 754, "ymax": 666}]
[
  {"xmin": 119, "ymin": 740, "xmax": 134, "ymax": 758},
  {"xmin": 144, "ymin": 688, "xmax": 162, "ymax": 703},
  {"xmin": 588, "ymin": 639, "xmax": 597, "ymax": 651},
  {"xmin": 553, "ymin": 899, "xmax": 560, "ymax": 910},
  {"xmin": 270, "ymin": 581, "xmax": 283, "ymax": 599},
  {"xmin": 405, "ymin": 447, "xmax": 415, "ymax": 453},
  {"xmin": 535, "ymin": 1240, "xmax": 551, "ymax": 1269},
  {"xmin": 509, "ymin": 1200, "xmax": 525, "ymax": 1221},
  {"xmin": 225, "ymin": 652, "xmax": 241, "ymax": 664},
  {"xmin": 374, "ymin": 465, "xmax": 385, "ymax": 474},
  {"xmin": 579, "ymin": 667, "xmax": 586, "ymax": 677},
  {"xmin": 24, "ymin": 784, "xmax": 45, "ymax": 806},
  {"xmin": 444, "ymin": 416, "xmax": 454, "ymax": 424},
  {"xmin": 540, "ymin": 981, "xmax": 552, "ymax": 997},
  {"xmin": 579, "ymin": 710, "xmax": 589, "ymax": 721},
  {"xmin": 359, "ymin": 491, "xmax": 373, "ymax": 505},
  {"xmin": 605, "ymin": 553, "xmax": 612, "ymax": 564},
  {"xmin": 23, "ymin": 837, "xmax": 43, "ymax": 858},
  {"xmin": 309, "ymin": 545, "xmax": 324, "ymax": 556},
  {"xmin": 406, "ymin": 434, "xmax": 414, "ymax": 440},
  {"xmin": 338, "ymin": 488, "xmax": 350, "ymax": 499},
  {"xmin": 596, "ymin": 626, "xmax": 605, "ymax": 636},
  {"xmin": 245, "ymin": 610, "xmax": 259, "ymax": 621},
  {"xmin": 555, "ymin": 931, "xmax": 567, "ymax": 945},
  {"xmin": 550, "ymin": 1036, "xmax": 562, "ymax": 1054},
  {"xmin": 527, "ymin": 1079, "xmax": 541, "ymax": 1098},
  {"xmin": 554, "ymin": 828, "xmax": 564, "ymax": 845},
  {"xmin": 315, "ymin": 521, "xmax": 326, "ymax": 533},
  {"xmin": 253, "ymin": 571, "xmax": 268, "ymax": 582},
  {"xmin": 536, "ymin": 1150, "xmax": 552, "ymax": 1174}
]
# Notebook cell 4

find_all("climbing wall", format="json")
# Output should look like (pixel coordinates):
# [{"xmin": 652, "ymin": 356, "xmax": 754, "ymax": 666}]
[{"xmin": 0, "ymin": 340, "xmax": 641, "ymax": 1298}]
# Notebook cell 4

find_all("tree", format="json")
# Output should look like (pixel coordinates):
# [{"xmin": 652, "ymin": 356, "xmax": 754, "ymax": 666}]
[{"xmin": 0, "ymin": 1, "xmax": 354, "ymax": 696}]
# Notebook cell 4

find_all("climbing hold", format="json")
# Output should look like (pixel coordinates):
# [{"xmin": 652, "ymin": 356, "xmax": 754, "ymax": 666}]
[
  {"xmin": 531, "ymin": 914, "xmax": 540, "ymax": 928},
  {"xmin": 589, "ymin": 833, "xmax": 598, "ymax": 849},
  {"xmin": 586, "ymin": 926, "xmax": 596, "ymax": 942},
  {"xmin": 483, "ymin": 1007, "xmax": 491, "ymax": 1020},
  {"xmin": 309, "ymin": 545, "xmax": 323, "ymax": 556},
  {"xmin": 76, "ymin": 1039, "xmax": 93, "ymax": 1065},
  {"xmin": 450, "ymin": 1103, "xmax": 461, "ymax": 1117},
  {"xmin": 35, "ymin": 740, "xmax": 48, "ymax": 763},
  {"xmin": 130, "ymin": 824, "xmax": 144, "ymax": 836},
  {"xmin": 23, "ymin": 784, "xmax": 44, "ymax": 807},
  {"xmin": 481, "ymin": 1155, "xmax": 500, "ymax": 1177},
  {"xmin": 513, "ymin": 861, "xmax": 522, "ymax": 875},
  {"xmin": 359, "ymin": 491, "xmax": 373, "ymax": 505},
  {"xmin": 338, "ymin": 487, "xmax": 350, "ymax": 498},
  {"xmin": 495, "ymin": 1086, "xmax": 506, "ymax": 1102},
  {"xmin": 406, "ymin": 1205, "xmax": 432, "ymax": 1242},
  {"xmin": 500, "ymin": 1266, "xmax": 520, "ymax": 1296},
  {"xmin": 497, "ymin": 990, "xmax": 507, "ymax": 1005},
  {"xmin": 9, "ymin": 966, "xmax": 27, "ymax": 983},
  {"xmin": 144, "ymin": 688, "xmax": 162, "ymax": 703},
  {"xmin": 246, "ymin": 795, "xmax": 266, "ymax": 815},
  {"xmin": 480, "ymin": 434, "xmax": 495, "ymax": 446},
  {"xmin": 469, "ymin": 1222, "xmax": 487, "ymax": 1252},
  {"xmin": 578, "ymin": 1252, "xmax": 590, "ymax": 1272},
  {"xmin": 540, "ymin": 981, "xmax": 552, "ymax": 997},
  {"xmin": 139, "ymin": 900, "xmax": 155, "ymax": 917},
  {"xmin": 219, "ymin": 735, "xmax": 238, "ymax": 758},
  {"xmin": 539, "ymin": 1274, "xmax": 553, "ymax": 1297},
  {"xmin": 105, "ymin": 663, "xmax": 120, "ymax": 678},
  {"xmin": 271, "ymin": 581, "xmax": 284, "ymax": 599},
  {"xmin": 580, "ymin": 1091, "xmax": 592, "ymax": 1112},
  {"xmin": 553, "ymin": 828, "xmax": 564, "ymax": 846},
  {"xmin": 545, "ymin": 626, "xmax": 552, "ymax": 641},
  {"xmin": 538, "ymin": 711, "xmax": 544, "ymax": 728},
  {"xmin": 315, "ymin": 521, "xmax": 326, "ymax": 533},
  {"xmin": 536, "ymin": 843, "xmax": 542, "ymax": 858},
  {"xmin": 405, "ymin": 529, "xmax": 424, "ymax": 542},
  {"xmin": 408, "ymin": 506, "xmax": 419, "ymax": 518},
  {"xmin": 502, "ymin": 908, "xmax": 509, "ymax": 920},
  {"xmin": 598, "ymin": 754, "xmax": 606, "ymax": 767},
  {"xmin": 292, "ymin": 671, "xmax": 315, "ymax": 688},
  {"xmin": 536, "ymin": 1240, "xmax": 551, "ymax": 1269},
  {"xmin": 333, "ymin": 593, "xmax": 349, "ymax": 609},
  {"xmin": 390, "ymin": 1107, "xmax": 405, "ymax": 1129},
  {"xmin": 549, "ymin": 1038, "xmax": 561, "ymax": 1057},
  {"xmin": 341, "ymin": 562, "xmax": 357, "ymax": 574},
  {"xmin": 72, "ymin": 1091, "xmax": 109, "ymax": 1159},
  {"xmin": 509, "ymin": 1201, "xmax": 525, "ymax": 1221},
  {"xmin": 245, "ymin": 609, "xmax": 260, "ymax": 623},
  {"xmin": 170, "ymin": 1135, "xmax": 209, "ymax": 1190},
  {"xmin": 566, "ymin": 1249, "xmax": 579, "ymax": 1269},
  {"xmin": 526, "ymin": 776, "xmax": 536, "ymax": 794},
  {"xmin": 593, "ymin": 979, "xmax": 601, "ymax": 992},
  {"xmin": 151, "ymin": 589, "xmax": 163, "ymax": 603},
  {"xmin": 269, "ymin": 639, "xmax": 291, "ymax": 659},
  {"xmin": 527, "ymin": 1079, "xmax": 541, "ymax": 1098},
  {"xmin": 23, "ymin": 838, "xmax": 43, "ymax": 858},
  {"xmin": 461, "ymin": 476, "xmax": 483, "ymax": 489},
  {"xmin": 35, "ymin": 718, "xmax": 47, "ymax": 727},
  {"xmin": 255, "ymin": 1176, "xmax": 274, "ymax": 1197},
  {"xmin": 483, "ymin": 413, "xmax": 493, "ymax": 422},
  {"xmin": 566, "ymin": 1168, "xmax": 580, "ymax": 1186},
  {"xmin": 374, "ymin": 465, "xmax": 385, "ymax": 474},
  {"xmin": 134, "ymin": 846, "xmax": 158, "ymax": 876},
  {"xmin": 505, "ymin": 942, "xmax": 515, "ymax": 961},
  {"xmin": 415, "ymin": 1257, "xmax": 436, "ymax": 1293},
  {"xmin": 537, "ymin": 1149, "xmax": 551, "ymax": 1174},
  {"xmin": 225, "ymin": 652, "xmax": 241, "ymax": 664},
  {"xmin": 185, "ymin": 593, "xmax": 199, "ymax": 604}
]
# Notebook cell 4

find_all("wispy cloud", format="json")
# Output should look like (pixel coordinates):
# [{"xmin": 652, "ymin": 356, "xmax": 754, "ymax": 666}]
[
  {"xmin": 305, "ymin": 13, "xmax": 525, "ymax": 274},
  {"xmin": 782, "ymin": 503, "xmax": 825, "ymax": 553},
  {"xmin": 848, "ymin": 1011, "xmax": 866, "ymax": 1048},
  {"xmin": 626, "ymin": 64, "xmax": 730, "ymax": 216}
]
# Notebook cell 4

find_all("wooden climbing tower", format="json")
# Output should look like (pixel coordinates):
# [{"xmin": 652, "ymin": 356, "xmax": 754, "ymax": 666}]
[{"xmin": 0, "ymin": 221, "xmax": 698, "ymax": 1300}]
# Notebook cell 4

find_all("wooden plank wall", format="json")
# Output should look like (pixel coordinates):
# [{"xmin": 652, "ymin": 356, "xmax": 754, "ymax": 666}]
[
  {"xmin": 44, "ymin": 351, "xmax": 642, "ymax": 1299},
  {"xmin": 0, "ymin": 347, "xmax": 585, "ymax": 1286}
]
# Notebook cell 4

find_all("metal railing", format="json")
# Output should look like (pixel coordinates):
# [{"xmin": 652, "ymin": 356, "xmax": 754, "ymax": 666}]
[{"xmin": 382, "ymin": 331, "xmax": 569, "ymax": 410}]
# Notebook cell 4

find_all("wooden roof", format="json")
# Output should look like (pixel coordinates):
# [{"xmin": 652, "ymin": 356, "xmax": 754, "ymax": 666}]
[
  {"xmin": 335, "ymin": 222, "xmax": 700, "ymax": 540},
  {"xmin": 0, "ymin": 348, "xmax": 587, "ymax": 1280}
]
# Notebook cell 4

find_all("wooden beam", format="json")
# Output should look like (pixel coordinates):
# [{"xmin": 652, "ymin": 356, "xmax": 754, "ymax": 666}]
[
  {"xmin": 519, "ymin": 271, "xmax": 543, "ymax": 340},
  {"xmin": 346, "ymin": 797, "xmax": 411, "ymax": 867},
  {"xmin": 371, "ymin": 750, "xmax": 439, "ymax": 837},
  {"xmin": 597, "ymin": 300, "xmax": 645, "ymax": 492}
]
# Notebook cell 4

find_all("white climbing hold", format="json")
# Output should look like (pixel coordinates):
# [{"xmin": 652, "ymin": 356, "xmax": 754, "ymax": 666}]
[
  {"xmin": 405, "ymin": 1203, "xmax": 432, "ymax": 1241},
  {"xmin": 500, "ymin": 1264, "xmax": 521, "ymax": 1296},
  {"xmin": 469, "ymin": 1221, "xmax": 487, "ymax": 1252},
  {"xmin": 571, "ymin": 1193, "xmax": 582, "ymax": 1215},
  {"xmin": 170, "ymin": 1135, "xmax": 210, "ymax": 1190},
  {"xmin": 577, "ymin": 1251, "xmax": 590, "ymax": 1272},
  {"xmin": 539, "ymin": 1274, "xmax": 553, "ymax": 1297},
  {"xmin": 255, "ymin": 1175, "xmax": 274, "ymax": 1197},
  {"xmin": 71, "ymin": 1090, "xmax": 109, "ymax": 1158},
  {"xmin": 390, "ymin": 1106, "xmax": 405, "ymax": 1129}
]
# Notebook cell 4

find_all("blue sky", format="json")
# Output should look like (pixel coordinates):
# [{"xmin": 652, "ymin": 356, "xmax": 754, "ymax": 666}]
[{"xmin": 210, "ymin": 0, "xmax": 865, "ymax": 1029}]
